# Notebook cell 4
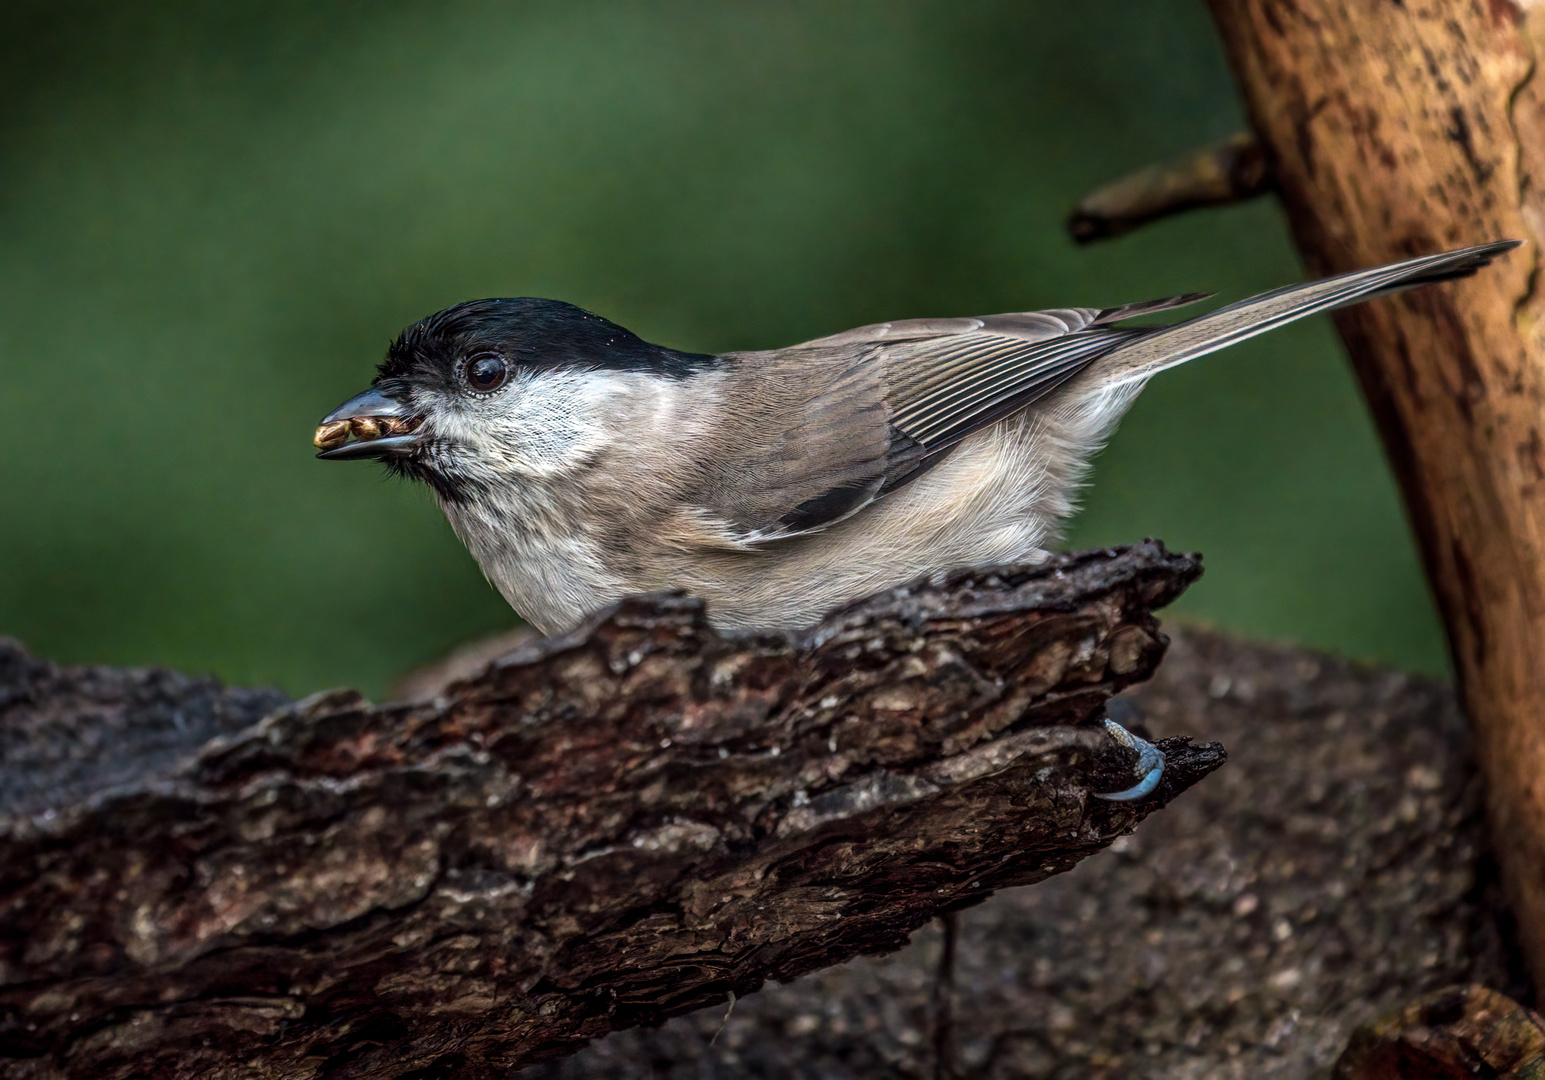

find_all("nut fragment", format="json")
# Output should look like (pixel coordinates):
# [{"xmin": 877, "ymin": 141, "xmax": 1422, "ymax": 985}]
[
  {"xmin": 350, "ymin": 417, "xmax": 385, "ymax": 440},
  {"xmin": 313, "ymin": 420, "xmax": 352, "ymax": 450},
  {"xmin": 314, "ymin": 413, "xmax": 421, "ymax": 450}
]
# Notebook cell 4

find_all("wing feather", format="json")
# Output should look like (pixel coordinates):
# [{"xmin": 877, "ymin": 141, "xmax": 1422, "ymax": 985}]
[
  {"xmin": 677, "ymin": 293, "xmax": 1208, "ymax": 544},
  {"xmin": 884, "ymin": 324, "xmax": 1150, "ymax": 449}
]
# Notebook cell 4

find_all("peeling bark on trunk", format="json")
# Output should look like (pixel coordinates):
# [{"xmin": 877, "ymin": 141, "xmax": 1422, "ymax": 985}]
[
  {"xmin": 1204, "ymin": 0, "xmax": 1545, "ymax": 990},
  {"xmin": 0, "ymin": 543, "xmax": 1222, "ymax": 1079}
]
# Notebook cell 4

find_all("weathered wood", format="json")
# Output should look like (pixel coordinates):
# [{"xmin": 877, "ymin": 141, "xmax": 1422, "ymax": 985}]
[
  {"xmin": 0, "ymin": 543, "xmax": 1221, "ymax": 1079},
  {"xmin": 1205, "ymin": 0, "xmax": 1545, "ymax": 989}
]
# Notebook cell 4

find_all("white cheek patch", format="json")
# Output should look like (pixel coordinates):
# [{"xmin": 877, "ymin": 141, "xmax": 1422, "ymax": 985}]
[{"xmin": 427, "ymin": 369, "xmax": 632, "ymax": 478}]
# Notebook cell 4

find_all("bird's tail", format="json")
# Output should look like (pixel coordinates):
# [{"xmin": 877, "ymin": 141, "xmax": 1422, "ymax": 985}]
[{"xmin": 1089, "ymin": 239, "xmax": 1522, "ymax": 388}]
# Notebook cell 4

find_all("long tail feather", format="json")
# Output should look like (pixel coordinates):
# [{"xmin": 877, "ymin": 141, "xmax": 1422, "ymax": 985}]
[{"xmin": 1091, "ymin": 240, "xmax": 1522, "ymax": 387}]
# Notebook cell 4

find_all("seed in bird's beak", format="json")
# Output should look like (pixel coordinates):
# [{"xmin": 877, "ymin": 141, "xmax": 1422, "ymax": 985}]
[
  {"xmin": 313, "ymin": 420, "xmax": 352, "ymax": 450},
  {"xmin": 350, "ymin": 416, "xmax": 386, "ymax": 440}
]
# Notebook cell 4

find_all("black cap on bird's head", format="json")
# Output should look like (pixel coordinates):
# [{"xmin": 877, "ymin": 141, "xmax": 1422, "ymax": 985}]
[
  {"xmin": 313, "ymin": 298, "xmax": 718, "ymax": 467},
  {"xmin": 375, "ymin": 298, "xmax": 712, "ymax": 384}
]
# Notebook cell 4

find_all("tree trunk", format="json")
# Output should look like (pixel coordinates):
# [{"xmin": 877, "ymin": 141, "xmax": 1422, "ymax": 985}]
[{"xmin": 1205, "ymin": 0, "xmax": 1545, "ymax": 991}]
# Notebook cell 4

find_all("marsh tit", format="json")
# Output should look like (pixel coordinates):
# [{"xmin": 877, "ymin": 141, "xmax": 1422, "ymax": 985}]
[{"xmin": 316, "ymin": 241, "xmax": 1518, "ymax": 637}]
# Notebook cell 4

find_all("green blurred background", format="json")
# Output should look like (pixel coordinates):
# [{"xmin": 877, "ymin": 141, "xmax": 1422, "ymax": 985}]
[{"xmin": 0, "ymin": 0, "xmax": 1447, "ymax": 699}]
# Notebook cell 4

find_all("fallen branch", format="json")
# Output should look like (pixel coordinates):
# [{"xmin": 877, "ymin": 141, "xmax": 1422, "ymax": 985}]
[
  {"xmin": 0, "ymin": 542, "xmax": 1221, "ymax": 1079},
  {"xmin": 1066, "ymin": 131, "xmax": 1271, "ymax": 243}
]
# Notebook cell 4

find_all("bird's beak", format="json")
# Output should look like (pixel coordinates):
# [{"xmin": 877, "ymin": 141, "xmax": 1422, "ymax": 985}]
[{"xmin": 314, "ymin": 384, "xmax": 424, "ymax": 460}]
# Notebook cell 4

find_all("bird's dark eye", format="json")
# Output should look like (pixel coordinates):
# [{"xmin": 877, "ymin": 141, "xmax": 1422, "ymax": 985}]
[{"xmin": 463, "ymin": 353, "xmax": 510, "ymax": 393}]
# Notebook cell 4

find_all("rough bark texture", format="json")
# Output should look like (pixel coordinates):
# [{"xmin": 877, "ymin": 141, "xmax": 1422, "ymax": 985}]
[
  {"xmin": 1334, "ymin": 985, "xmax": 1545, "ymax": 1080},
  {"xmin": 0, "ymin": 543, "xmax": 1225, "ymax": 1079},
  {"xmin": 1203, "ymin": 0, "xmax": 1545, "ymax": 990},
  {"xmin": 528, "ymin": 626, "xmax": 1521, "ymax": 1080}
]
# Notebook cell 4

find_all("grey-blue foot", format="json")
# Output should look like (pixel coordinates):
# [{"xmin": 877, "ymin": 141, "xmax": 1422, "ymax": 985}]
[{"xmin": 1093, "ymin": 713, "xmax": 1166, "ymax": 802}]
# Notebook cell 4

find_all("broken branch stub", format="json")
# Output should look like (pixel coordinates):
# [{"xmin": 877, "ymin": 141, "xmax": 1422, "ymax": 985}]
[
  {"xmin": 1066, "ymin": 130, "xmax": 1272, "ymax": 243},
  {"xmin": 0, "ymin": 541, "xmax": 1222, "ymax": 1079}
]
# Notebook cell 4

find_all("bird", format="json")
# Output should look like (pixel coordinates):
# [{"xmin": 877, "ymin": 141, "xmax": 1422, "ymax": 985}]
[{"xmin": 316, "ymin": 240, "xmax": 1519, "ymax": 639}]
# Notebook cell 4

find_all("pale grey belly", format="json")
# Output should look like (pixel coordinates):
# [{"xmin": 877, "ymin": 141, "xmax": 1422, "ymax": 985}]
[{"xmin": 466, "ymin": 385, "xmax": 1126, "ymax": 635}]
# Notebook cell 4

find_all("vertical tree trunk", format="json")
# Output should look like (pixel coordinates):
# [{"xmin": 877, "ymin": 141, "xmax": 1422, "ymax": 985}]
[{"xmin": 1204, "ymin": 0, "xmax": 1545, "ymax": 988}]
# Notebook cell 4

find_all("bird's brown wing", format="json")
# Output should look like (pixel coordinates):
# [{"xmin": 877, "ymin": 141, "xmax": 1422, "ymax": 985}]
[
  {"xmin": 676, "ymin": 346, "xmax": 897, "ymax": 546},
  {"xmin": 685, "ymin": 295, "xmax": 1206, "ymax": 545}
]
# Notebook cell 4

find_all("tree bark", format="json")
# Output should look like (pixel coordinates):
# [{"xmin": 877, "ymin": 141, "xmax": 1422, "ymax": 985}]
[
  {"xmin": 0, "ymin": 543, "xmax": 1223, "ymax": 1079},
  {"xmin": 1204, "ymin": 0, "xmax": 1545, "ymax": 991},
  {"xmin": 1334, "ymin": 985, "xmax": 1545, "ymax": 1080}
]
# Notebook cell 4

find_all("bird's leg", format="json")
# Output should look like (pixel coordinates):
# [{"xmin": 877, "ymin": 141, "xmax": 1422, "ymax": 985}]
[{"xmin": 1092, "ymin": 699, "xmax": 1165, "ymax": 802}]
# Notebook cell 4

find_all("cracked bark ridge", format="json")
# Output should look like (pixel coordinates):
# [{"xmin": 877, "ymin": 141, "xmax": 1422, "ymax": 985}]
[
  {"xmin": 0, "ymin": 541, "xmax": 1221, "ymax": 1080},
  {"xmin": 1205, "ymin": 0, "xmax": 1545, "ymax": 990}
]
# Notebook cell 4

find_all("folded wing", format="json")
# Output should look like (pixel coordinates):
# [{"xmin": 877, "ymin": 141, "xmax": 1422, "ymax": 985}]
[
  {"xmin": 680, "ymin": 294, "xmax": 1206, "ymax": 545},
  {"xmin": 677, "ymin": 239, "xmax": 1521, "ymax": 547}
]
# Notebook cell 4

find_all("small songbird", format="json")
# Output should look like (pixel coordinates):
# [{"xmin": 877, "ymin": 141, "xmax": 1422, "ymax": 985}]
[{"xmin": 317, "ymin": 241, "xmax": 1518, "ymax": 637}]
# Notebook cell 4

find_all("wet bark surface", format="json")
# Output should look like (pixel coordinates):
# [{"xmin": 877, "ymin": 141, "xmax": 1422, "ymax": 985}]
[
  {"xmin": 0, "ymin": 542, "xmax": 1225, "ymax": 1079},
  {"xmin": 528, "ymin": 627, "xmax": 1519, "ymax": 1080}
]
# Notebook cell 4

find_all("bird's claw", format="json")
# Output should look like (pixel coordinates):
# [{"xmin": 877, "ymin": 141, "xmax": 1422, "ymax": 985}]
[{"xmin": 1092, "ymin": 713, "xmax": 1165, "ymax": 802}]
